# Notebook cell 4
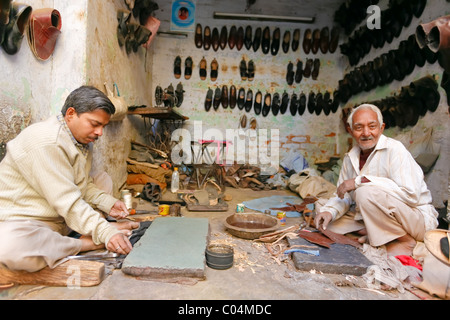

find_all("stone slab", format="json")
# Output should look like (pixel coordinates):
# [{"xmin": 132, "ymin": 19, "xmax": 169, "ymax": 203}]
[
  {"xmin": 287, "ymin": 236, "xmax": 373, "ymax": 276},
  {"xmin": 122, "ymin": 217, "xmax": 210, "ymax": 279}
]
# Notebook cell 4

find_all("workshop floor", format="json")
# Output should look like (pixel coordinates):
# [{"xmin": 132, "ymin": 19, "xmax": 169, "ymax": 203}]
[{"xmin": 0, "ymin": 188, "xmax": 425, "ymax": 301}]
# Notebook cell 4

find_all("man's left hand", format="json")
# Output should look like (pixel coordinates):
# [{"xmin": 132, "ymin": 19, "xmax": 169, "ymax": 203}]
[
  {"xmin": 337, "ymin": 178, "xmax": 356, "ymax": 198},
  {"xmin": 109, "ymin": 200, "xmax": 129, "ymax": 220}
]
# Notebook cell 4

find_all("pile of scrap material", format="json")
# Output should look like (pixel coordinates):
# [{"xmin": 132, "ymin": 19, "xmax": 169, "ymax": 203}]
[
  {"xmin": 222, "ymin": 164, "xmax": 278, "ymax": 191},
  {"xmin": 126, "ymin": 141, "xmax": 173, "ymax": 191}
]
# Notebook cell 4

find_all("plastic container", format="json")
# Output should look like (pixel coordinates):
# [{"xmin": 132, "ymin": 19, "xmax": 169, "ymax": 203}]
[{"xmin": 171, "ymin": 167, "xmax": 179, "ymax": 193}]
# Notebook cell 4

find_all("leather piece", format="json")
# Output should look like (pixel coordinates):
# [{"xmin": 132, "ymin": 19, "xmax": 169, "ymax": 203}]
[{"xmin": 27, "ymin": 8, "xmax": 62, "ymax": 60}]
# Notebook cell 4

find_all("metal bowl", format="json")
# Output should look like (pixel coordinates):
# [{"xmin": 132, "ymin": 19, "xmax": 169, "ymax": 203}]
[{"xmin": 224, "ymin": 213, "xmax": 280, "ymax": 240}]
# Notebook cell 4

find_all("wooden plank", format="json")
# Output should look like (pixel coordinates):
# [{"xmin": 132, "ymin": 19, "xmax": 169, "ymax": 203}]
[{"xmin": 0, "ymin": 259, "xmax": 105, "ymax": 287}]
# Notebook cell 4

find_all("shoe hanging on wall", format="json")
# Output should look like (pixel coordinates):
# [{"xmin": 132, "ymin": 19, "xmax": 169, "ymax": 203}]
[
  {"xmin": 292, "ymin": 28, "xmax": 300, "ymax": 52},
  {"xmin": 229, "ymin": 85, "xmax": 237, "ymax": 109},
  {"xmin": 27, "ymin": 8, "xmax": 62, "ymax": 60},
  {"xmin": 2, "ymin": 2, "xmax": 32, "ymax": 55},
  {"xmin": 271, "ymin": 92, "xmax": 280, "ymax": 115},
  {"xmin": 289, "ymin": 93, "xmax": 298, "ymax": 116},
  {"xmin": 298, "ymin": 93, "xmax": 306, "ymax": 116},
  {"xmin": 282, "ymin": 30, "xmax": 290, "ymax": 54},
  {"xmin": 261, "ymin": 26, "xmax": 270, "ymax": 54},
  {"xmin": 203, "ymin": 26, "xmax": 211, "ymax": 50},
  {"xmin": 244, "ymin": 25, "xmax": 252, "ymax": 50},
  {"xmin": 262, "ymin": 93, "xmax": 271, "ymax": 117},
  {"xmin": 271, "ymin": 27, "xmax": 280, "ymax": 55},
  {"xmin": 204, "ymin": 88, "xmax": 213, "ymax": 112},
  {"xmin": 253, "ymin": 26, "xmax": 261, "ymax": 52},
  {"xmin": 254, "ymin": 91, "xmax": 262, "ymax": 115},
  {"xmin": 236, "ymin": 26, "xmax": 244, "ymax": 51},
  {"xmin": 219, "ymin": 26, "xmax": 227, "ymax": 50},
  {"xmin": 195, "ymin": 23, "xmax": 202, "ymax": 48},
  {"xmin": 228, "ymin": 25, "xmax": 236, "ymax": 49}
]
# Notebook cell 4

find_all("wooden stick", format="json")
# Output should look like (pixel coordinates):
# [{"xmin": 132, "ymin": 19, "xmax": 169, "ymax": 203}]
[{"xmin": 0, "ymin": 259, "xmax": 105, "ymax": 287}]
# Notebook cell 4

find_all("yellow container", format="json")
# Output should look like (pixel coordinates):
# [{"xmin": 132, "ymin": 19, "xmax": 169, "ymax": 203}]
[{"xmin": 158, "ymin": 204, "xmax": 170, "ymax": 216}]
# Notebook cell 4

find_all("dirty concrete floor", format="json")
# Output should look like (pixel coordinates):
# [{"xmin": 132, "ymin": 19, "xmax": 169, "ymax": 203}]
[{"xmin": 1, "ymin": 188, "xmax": 423, "ymax": 301}]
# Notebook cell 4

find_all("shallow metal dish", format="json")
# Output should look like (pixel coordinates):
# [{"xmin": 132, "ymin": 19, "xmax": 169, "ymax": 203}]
[{"xmin": 224, "ymin": 213, "xmax": 280, "ymax": 240}]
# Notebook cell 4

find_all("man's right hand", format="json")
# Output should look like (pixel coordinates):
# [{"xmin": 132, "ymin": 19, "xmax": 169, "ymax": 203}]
[
  {"xmin": 107, "ymin": 232, "xmax": 133, "ymax": 254},
  {"xmin": 314, "ymin": 211, "xmax": 333, "ymax": 230}
]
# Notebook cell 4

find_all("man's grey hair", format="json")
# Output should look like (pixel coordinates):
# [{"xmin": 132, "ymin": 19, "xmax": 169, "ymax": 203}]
[
  {"xmin": 347, "ymin": 104, "xmax": 384, "ymax": 130},
  {"xmin": 61, "ymin": 85, "xmax": 116, "ymax": 116}
]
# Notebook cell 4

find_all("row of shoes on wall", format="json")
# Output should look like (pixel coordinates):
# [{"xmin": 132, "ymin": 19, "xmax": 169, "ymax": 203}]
[
  {"xmin": 194, "ymin": 24, "xmax": 340, "ymax": 55},
  {"xmin": 204, "ymin": 86, "xmax": 339, "ymax": 117},
  {"xmin": 117, "ymin": 9, "xmax": 152, "ymax": 54},
  {"xmin": 0, "ymin": 2, "xmax": 62, "ymax": 60},
  {"xmin": 337, "ymin": 33, "xmax": 438, "ymax": 104},
  {"xmin": 155, "ymin": 83, "xmax": 184, "ymax": 108},
  {"xmin": 174, "ymin": 56, "xmax": 219, "ymax": 82},
  {"xmin": 366, "ymin": 75, "xmax": 439, "ymax": 129},
  {"xmin": 339, "ymin": 0, "xmax": 427, "ymax": 66},
  {"xmin": 286, "ymin": 58, "xmax": 320, "ymax": 85},
  {"xmin": 334, "ymin": 0, "xmax": 380, "ymax": 36}
]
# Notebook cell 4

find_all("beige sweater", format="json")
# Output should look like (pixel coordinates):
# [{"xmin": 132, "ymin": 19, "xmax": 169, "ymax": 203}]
[{"xmin": 0, "ymin": 115, "xmax": 120, "ymax": 245}]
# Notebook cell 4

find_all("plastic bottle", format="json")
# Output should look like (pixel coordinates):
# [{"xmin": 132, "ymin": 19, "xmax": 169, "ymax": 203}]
[{"xmin": 171, "ymin": 167, "xmax": 179, "ymax": 193}]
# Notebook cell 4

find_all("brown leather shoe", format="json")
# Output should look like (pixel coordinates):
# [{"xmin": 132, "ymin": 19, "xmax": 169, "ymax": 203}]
[
  {"xmin": 212, "ymin": 27, "xmax": 219, "ymax": 51},
  {"xmin": 195, "ymin": 23, "xmax": 202, "ymax": 48},
  {"xmin": 229, "ymin": 85, "xmax": 237, "ymax": 109},
  {"xmin": 303, "ymin": 29, "xmax": 312, "ymax": 54},
  {"xmin": 292, "ymin": 28, "xmax": 300, "ymax": 52},
  {"xmin": 210, "ymin": 58, "xmax": 219, "ymax": 81},
  {"xmin": 428, "ymin": 18, "xmax": 450, "ymax": 73},
  {"xmin": 311, "ymin": 29, "xmax": 320, "ymax": 54},
  {"xmin": 0, "ymin": 0, "xmax": 11, "ymax": 25},
  {"xmin": 219, "ymin": 26, "xmax": 227, "ymax": 50},
  {"xmin": 236, "ymin": 26, "xmax": 244, "ymax": 51},
  {"xmin": 221, "ymin": 85, "xmax": 228, "ymax": 108},
  {"xmin": 319, "ymin": 27, "xmax": 329, "ymax": 54},
  {"xmin": 199, "ymin": 57, "xmax": 207, "ymax": 80},
  {"xmin": 329, "ymin": 26, "xmax": 340, "ymax": 53},
  {"xmin": 213, "ymin": 87, "xmax": 221, "ymax": 110},
  {"xmin": 228, "ymin": 25, "xmax": 237, "ymax": 49},
  {"xmin": 203, "ymin": 26, "xmax": 211, "ymax": 50},
  {"xmin": 416, "ymin": 15, "xmax": 450, "ymax": 49}
]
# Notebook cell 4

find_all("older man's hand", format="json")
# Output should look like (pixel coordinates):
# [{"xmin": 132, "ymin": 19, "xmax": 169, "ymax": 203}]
[
  {"xmin": 337, "ymin": 178, "xmax": 356, "ymax": 199},
  {"xmin": 314, "ymin": 211, "xmax": 333, "ymax": 230}
]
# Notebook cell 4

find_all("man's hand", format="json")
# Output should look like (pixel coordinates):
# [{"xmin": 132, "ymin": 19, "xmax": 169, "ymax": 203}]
[
  {"xmin": 337, "ymin": 178, "xmax": 356, "ymax": 199},
  {"xmin": 109, "ymin": 200, "xmax": 129, "ymax": 220},
  {"xmin": 314, "ymin": 211, "xmax": 333, "ymax": 230},
  {"xmin": 107, "ymin": 232, "xmax": 133, "ymax": 254}
]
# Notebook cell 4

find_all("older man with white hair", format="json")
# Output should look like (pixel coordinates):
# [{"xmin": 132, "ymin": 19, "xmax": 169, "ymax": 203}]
[{"xmin": 315, "ymin": 104, "xmax": 439, "ymax": 256}]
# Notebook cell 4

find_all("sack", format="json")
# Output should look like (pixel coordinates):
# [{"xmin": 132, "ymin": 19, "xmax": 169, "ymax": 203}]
[
  {"xmin": 104, "ymin": 82, "xmax": 127, "ymax": 121},
  {"xmin": 407, "ymin": 128, "xmax": 440, "ymax": 173}
]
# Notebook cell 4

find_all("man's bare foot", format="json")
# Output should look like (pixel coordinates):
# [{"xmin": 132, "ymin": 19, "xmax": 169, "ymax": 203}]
[
  {"xmin": 80, "ymin": 235, "xmax": 105, "ymax": 252},
  {"xmin": 385, "ymin": 234, "xmax": 417, "ymax": 257}
]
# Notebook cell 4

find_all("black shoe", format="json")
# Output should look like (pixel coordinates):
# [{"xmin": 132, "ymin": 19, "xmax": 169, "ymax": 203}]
[
  {"xmin": 212, "ymin": 27, "xmax": 219, "ymax": 51},
  {"xmin": 295, "ymin": 60, "xmax": 303, "ymax": 84},
  {"xmin": 237, "ymin": 87, "xmax": 245, "ymax": 110},
  {"xmin": 213, "ymin": 87, "xmax": 221, "ymax": 110},
  {"xmin": 307, "ymin": 91, "xmax": 316, "ymax": 114},
  {"xmin": 253, "ymin": 27, "xmax": 262, "ymax": 52},
  {"xmin": 221, "ymin": 85, "xmax": 228, "ymax": 108},
  {"xmin": 254, "ymin": 91, "xmax": 262, "ymax": 115},
  {"xmin": 174, "ymin": 56, "xmax": 181, "ymax": 79},
  {"xmin": 184, "ymin": 56, "xmax": 193, "ymax": 80},
  {"xmin": 240, "ymin": 58, "xmax": 247, "ymax": 81},
  {"xmin": 219, "ymin": 26, "xmax": 227, "ymax": 50},
  {"xmin": 323, "ymin": 91, "xmax": 331, "ymax": 115},
  {"xmin": 248, "ymin": 60, "xmax": 255, "ymax": 81},
  {"xmin": 236, "ymin": 26, "xmax": 244, "ymax": 51},
  {"xmin": 289, "ymin": 93, "xmax": 298, "ymax": 116},
  {"xmin": 2, "ymin": 3, "xmax": 32, "ymax": 55},
  {"xmin": 244, "ymin": 25, "xmax": 252, "ymax": 50},
  {"xmin": 262, "ymin": 26, "xmax": 270, "ymax": 54},
  {"xmin": 280, "ymin": 91, "xmax": 289, "ymax": 114},
  {"xmin": 315, "ymin": 92, "xmax": 323, "ymax": 115},
  {"xmin": 262, "ymin": 93, "xmax": 271, "ymax": 117},
  {"xmin": 271, "ymin": 28, "xmax": 280, "ymax": 56},
  {"xmin": 282, "ymin": 30, "xmax": 290, "ymax": 53},
  {"xmin": 205, "ymin": 88, "xmax": 213, "ymax": 111},
  {"xmin": 298, "ymin": 93, "xmax": 307, "ymax": 115},
  {"xmin": 245, "ymin": 89, "xmax": 253, "ymax": 112},
  {"xmin": 292, "ymin": 28, "xmax": 300, "ymax": 52},
  {"xmin": 228, "ymin": 25, "xmax": 237, "ymax": 49},
  {"xmin": 271, "ymin": 92, "xmax": 280, "ymax": 115},
  {"xmin": 175, "ymin": 83, "xmax": 184, "ymax": 107},
  {"xmin": 286, "ymin": 61, "xmax": 294, "ymax": 85},
  {"xmin": 303, "ymin": 59, "xmax": 313, "ymax": 78}
]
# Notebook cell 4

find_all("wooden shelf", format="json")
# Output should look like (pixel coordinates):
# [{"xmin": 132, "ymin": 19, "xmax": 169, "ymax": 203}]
[{"xmin": 127, "ymin": 106, "xmax": 188, "ymax": 121}]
